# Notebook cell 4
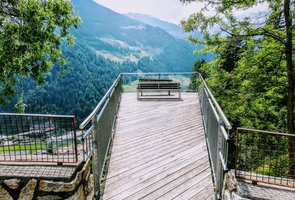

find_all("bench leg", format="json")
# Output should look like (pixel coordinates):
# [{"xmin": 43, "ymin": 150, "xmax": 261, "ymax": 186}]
[{"xmin": 168, "ymin": 91, "xmax": 170, "ymax": 96}]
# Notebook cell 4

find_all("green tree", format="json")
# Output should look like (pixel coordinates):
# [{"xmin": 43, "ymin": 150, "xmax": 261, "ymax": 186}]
[
  {"xmin": 181, "ymin": 0, "xmax": 294, "ymax": 174},
  {"xmin": 0, "ymin": 0, "xmax": 80, "ymax": 105},
  {"xmin": 181, "ymin": 0, "xmax": 294, "ymax": 133},
  {"xmin": 14, "ymin": 91, "xmax": 26, "ymax": 113}
]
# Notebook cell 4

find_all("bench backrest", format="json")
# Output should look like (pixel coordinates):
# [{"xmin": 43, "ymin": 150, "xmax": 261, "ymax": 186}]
[
  {"xmin": 137, "ymin": 82, "xmax": 180, "ymax": 89},
  {"xmin": 139, "ymin": 79, "xmax": 173, "ymax": 82}
]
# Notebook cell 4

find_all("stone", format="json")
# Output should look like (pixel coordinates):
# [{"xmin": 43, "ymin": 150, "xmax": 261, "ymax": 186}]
[
  {"xmin": 224, "ymin": 190, "xmax": 250, "ymax": 200},
  {"xmin": 38, "ymin": 160, "xmax": 91, "ymax": 193},
  {"xmin": 65, "ymin": 185, "xmax": 85, "ymax": 200},
  {"xmin": 84, "ymin": 168, "xmax": 91, "ymax": 182},
  {"xmin": 37, "ymin": 195, "xmax": 62, "ymax": 200},
  {"xmin": 4, "ymin": 179, "xmax": 21, "ymax": 190},
  {"xmin": 38, "ymin": 169, "xmax": 82, "ymax": 193},
  {"xmin": 19, "ymin": 179, "xmax": 37, "ymax": 200},
  {"xmin": 83, "ymin": 160, "xmax": 91, "ymax": 180},
  {"xmin": 86, "ymin": 174, "xmax": 93, "ymax": 194},
  {"xmin": 86, "ymin": 175, "xmax": 94, "ymax": 200},
  {"xmin": 0, "ymin": 185, "xmax": 13, "ymax": 200}
]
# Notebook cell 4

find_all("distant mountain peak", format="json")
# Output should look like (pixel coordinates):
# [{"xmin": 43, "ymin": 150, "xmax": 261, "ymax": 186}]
[
  {"xmin": 126, "ymin": 13, "xmax": 201, "ymax": 40},
  {"xmin": 126, "ymin": 13, "xmax": 179, "ymax": 26}
]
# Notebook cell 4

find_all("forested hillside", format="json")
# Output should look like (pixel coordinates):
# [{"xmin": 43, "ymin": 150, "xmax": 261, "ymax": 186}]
[{"xmin": 0, "ymin": 0, "xmax": 208, "ymax": 123}]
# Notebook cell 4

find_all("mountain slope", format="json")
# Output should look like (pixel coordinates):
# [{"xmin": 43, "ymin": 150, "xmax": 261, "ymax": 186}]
[
  {"xmin": 1, "ymin": 0, "xmax": 208, "ymax": 122},
  {"xmin": 126, "ymin": 13, "xmax": 202, "ymax": 40},
  {"xmin": 71, "ymin": 0, "xmax": 198, "ymax": 72}
]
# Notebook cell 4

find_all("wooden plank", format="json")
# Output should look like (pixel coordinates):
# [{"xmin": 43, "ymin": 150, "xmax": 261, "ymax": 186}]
[
  {"xmin": 105, "ymin": 145, "xmax": 207, "ymax": 189},
  {"xmin": 142, "ymin": 168, "xmax": 211, "ymax": 200},
  {"xmin": 103, "ymin": 149, "xmax": 209, "ymax": 199},
  {"xmin": 109, "ymin": 130, "xmax": 205, "ymax": 166},
  {"xmin": 123, "ymin": 157, "xmax": 210, "ymax": 200},
  {"xmin": 111, "ymin": 124, "xmax": 203, "ymax": 156},
  {"xmin": 173, "ymin": 175, "xmax": 213, "ymax": 199},
  {"xmin": 107, "ymin": 143, "xmax": 207, "ymax": 182},
  {"xmin": 102, "ymin": 93, "xmax": 214, "ymax": 200},
  {"xmin": 189, "ymin": 183, "xmax": 214, "ymax": 200}
]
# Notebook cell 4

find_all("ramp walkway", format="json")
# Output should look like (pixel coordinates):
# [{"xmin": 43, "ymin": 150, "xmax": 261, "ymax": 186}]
[{"xmin": 103, "ymin": 93, "xmax": 214, "ymax": 200}]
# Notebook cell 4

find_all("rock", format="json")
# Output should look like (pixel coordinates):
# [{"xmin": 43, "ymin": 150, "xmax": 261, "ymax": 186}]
[
  {"xmin": 223, "ymin": 190, "xmax": 250, "ymax": 200},
  {"xmin": 83, "ymin": 160, "xmax": 91, "ymax": 180},
  {"xmin": 65, "ymin": 185, "xmax": 85, "ymax": 200},
  {"xmin": 0, "ymin": 185, "xmax": 13, "ymax": 200},
  {"xmin": 19, "ymin": 179, "xmax": 37, "ymax": 200},
  {"xmin": 86, "ymin": 175, "xmax": 94, "ymax": 200},
  {"xmin": 86, "ymin": 175, "xmax": 93, "ymax": 194},
  {"xmin": 39, "ymin": 170, "xmax": 82, "ymax": 192},
  {"xmin": 37, "ymin": 195, "xmax": 62, "ymax": 200},
  {"xmin": 4, "ymin": 179, "xmax": 20, "ymax": 190},
  {"xmin": 38, "ymin": 180, "xmax": 75, "ymax": 193},
  {"xmin": 38, "ymin": 161, "xmax": 91, "ymax": 193}
]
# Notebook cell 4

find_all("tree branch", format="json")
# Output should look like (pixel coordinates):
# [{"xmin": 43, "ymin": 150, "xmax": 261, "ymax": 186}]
[{"xmin": 220, "ymin": 27, "xmax": 286, "ymax": 44}]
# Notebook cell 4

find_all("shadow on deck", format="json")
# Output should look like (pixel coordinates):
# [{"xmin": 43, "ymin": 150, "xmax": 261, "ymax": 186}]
[{"xmin": 103, "ymin": 93, "xmax": 214, "ymax": 200}]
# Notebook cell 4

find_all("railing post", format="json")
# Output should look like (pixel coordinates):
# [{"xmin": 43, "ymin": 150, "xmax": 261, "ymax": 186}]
[
  {"xmin": 92, "ymin": 116, "xmax": 100, "ymax": 199},
  {"xmin": 216, "ymin": 121, "xmax": 224, "ymax": 199}
]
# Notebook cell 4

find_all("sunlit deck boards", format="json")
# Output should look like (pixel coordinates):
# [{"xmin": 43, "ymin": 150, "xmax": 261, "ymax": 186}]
[{"xmin": 103, "ymin": 93, "xmax": 214, "ymax": 200}]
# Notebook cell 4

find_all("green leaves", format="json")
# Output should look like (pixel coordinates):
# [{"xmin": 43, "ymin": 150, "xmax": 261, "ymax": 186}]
[
  {"xmin": 181, "ymin": 0, "xmax": 294, "ymax": 132},
  {"xmin": 0, "ymin": 0, "xmax": 80, "ymax": 106}
]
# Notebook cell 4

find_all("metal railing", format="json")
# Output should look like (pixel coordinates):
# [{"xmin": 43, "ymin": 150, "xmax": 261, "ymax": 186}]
[
  {"xmin": 79, "ymin": 72, "xmax": 197, "ymax": 197},
  {"xmin": 79, "ymin": 72, "xmax": 225, "ymax": 198},
  {"xmin": 121, "ymin": 72, "xmax": 198, "ymax": 93},
  {"xmin": 79, "ymin": 74, "xmax": 123, "ymax": 198},
  {"xmin": 0, "ymin": 113, "xmax": 78, "ymax": 163},
  {"xmin": 236, "ymin": 128, "xmax": 295, "ymax": 187},
  {"xmin": 197, "ymin": 73, "xmax": 232, "ymax": 199}
]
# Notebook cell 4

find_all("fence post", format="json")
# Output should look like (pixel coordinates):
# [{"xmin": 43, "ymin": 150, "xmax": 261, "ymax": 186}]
[
  {"xmin": 216, "ymin": 121, "xmax": 224, "ymax": 199},
  {"xmin": 92, "ymin": 116, "xmax": 100, "ymax": 199}
]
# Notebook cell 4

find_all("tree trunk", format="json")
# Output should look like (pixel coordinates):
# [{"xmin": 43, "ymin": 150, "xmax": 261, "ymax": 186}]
[{"xmin": 284, "ymin": 0, "xmax": 295, "ymax": 178}]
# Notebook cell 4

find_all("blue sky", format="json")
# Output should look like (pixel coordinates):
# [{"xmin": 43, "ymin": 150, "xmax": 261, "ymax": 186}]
[
  {"xmin": 94, "ymin": 0, "xmax": 202, "ymax": 25},
  {"xmin": 94, "ymin": 0, "xmax": 269, "ymax": 26}
]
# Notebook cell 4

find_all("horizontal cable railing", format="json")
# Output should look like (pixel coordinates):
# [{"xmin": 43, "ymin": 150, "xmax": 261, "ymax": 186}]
[
  {"xmin": 197, "ymin": 73, "xmax": 232, "ymax": 199},
  {"xmin": 236, "ymin": 128, "xmax": 295, "ymax": 187},
  {"xmin": 0, "ymin": 113, "xmax": 78, "ymax": 163}
]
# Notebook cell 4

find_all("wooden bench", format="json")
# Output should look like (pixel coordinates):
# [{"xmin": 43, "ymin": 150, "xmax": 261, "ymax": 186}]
[{"xmin": 137, "ymin": 79, "xmax": 181, "ymax": 100}]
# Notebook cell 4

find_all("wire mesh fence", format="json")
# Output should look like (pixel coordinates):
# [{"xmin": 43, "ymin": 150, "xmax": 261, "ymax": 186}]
[
  {"xmin": 236, "ymin": 128, "xmax": 295, "ymax": 187},
  {"xmin": 0, "ymin": 113, "xmax": 78, "ymax": 163}
]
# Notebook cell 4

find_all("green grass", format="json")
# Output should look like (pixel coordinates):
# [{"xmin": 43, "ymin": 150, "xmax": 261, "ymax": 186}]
[{"xmin": 0, "ymin": 143, "xmax": 45, "ymax": 154}]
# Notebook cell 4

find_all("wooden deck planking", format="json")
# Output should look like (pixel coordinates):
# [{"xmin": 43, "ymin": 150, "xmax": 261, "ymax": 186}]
[{"xmin": 103, "ymin": 93, "xmax": 214, "ymax": 200}]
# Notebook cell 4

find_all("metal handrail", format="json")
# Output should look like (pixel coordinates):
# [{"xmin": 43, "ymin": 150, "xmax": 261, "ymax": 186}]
[
  {"xmin": 122, "ymin": 72, "xmax": 198, "ymax": 75},
  {"xmin": 237, "ymin": 127, "xmax": 292, "ymax": 137},
  {"xmin": 198, "ymin": 73, "xmax": 232, "ymax": 130},
  {"xmin": 0, "ymin": 113, "xmax": 74, "ymax": 118},
  {"xmin": 197, "ymin": 72, "xmax": 232, "ymax": 199},
  {"xmin": 79, "ymin": 74, "xmax": 122, "ymax": 129}
]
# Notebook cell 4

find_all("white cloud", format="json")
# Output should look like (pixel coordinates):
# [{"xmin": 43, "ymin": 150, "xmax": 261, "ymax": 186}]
[
  {"xmin": 94, "ymin": 0, "xmax": 203, "ymax": 25},
  {"xmin": 93, "ymin": 0, "xmax": 269, "ymax": 26}
]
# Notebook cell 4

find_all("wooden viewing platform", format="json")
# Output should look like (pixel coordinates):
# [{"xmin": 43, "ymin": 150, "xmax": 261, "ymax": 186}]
[{"xmin": 103, "ymin": 93, "xmax": 214, "ymax": 200}]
